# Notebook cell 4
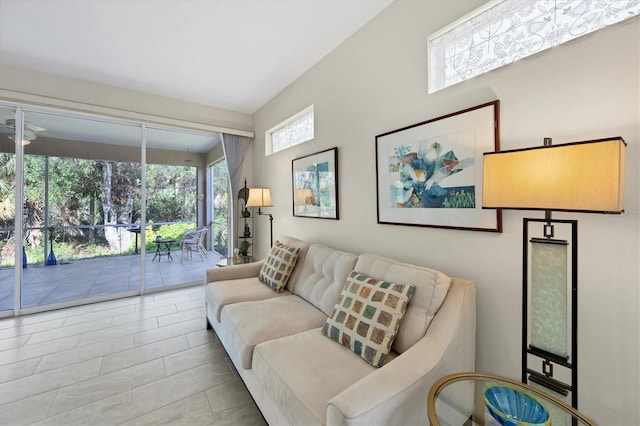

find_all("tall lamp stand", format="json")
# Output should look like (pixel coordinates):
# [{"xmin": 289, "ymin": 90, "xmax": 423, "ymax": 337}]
[
  {"xmin": 523, "ymin": 216, "xmax": 578, "ymax": 408},
  {"xmin": 246, "ymin": 187, "xmax": 274, "ymax": 250},
  {"xmin": 256, "ymin": 208, "xmax": 273, "ymax": 248}
]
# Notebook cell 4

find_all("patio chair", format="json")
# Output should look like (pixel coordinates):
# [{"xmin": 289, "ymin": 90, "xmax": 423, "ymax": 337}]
[{"xmin": 180, "ymin": 226, "xmax": 208, "ymax": 262}]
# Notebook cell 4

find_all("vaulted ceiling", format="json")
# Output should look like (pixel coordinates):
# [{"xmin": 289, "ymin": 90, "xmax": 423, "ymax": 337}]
[{"xmin": 0, "ymin": 0, "xmax": 393, "ymax": 115}]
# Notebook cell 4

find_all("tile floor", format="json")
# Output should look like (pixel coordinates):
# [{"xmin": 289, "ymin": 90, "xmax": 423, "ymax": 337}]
[{"xmin": 0, "ymin": 286, "xmax": 266, "ymax": 426}]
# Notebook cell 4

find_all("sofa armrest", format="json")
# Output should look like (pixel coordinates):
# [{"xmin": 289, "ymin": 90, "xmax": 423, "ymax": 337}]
[
  {"xmin": 327, "ymin": 280, "xmax": 476, "ymax": 426},
  {"xmin": 205, "ymin": 260, "xmax": 264, "ymax": 283}
]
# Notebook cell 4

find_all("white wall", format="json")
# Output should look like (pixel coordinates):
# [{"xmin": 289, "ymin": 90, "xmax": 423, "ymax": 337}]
[{"xmin": 252, "ymin": 1, "xmax": 639, "ymax": 423}]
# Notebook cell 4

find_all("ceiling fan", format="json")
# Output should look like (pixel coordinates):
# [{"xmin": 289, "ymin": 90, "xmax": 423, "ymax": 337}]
[{"xmin": 0, "ymin": 119, "xmax": 46, "ymax": 145}]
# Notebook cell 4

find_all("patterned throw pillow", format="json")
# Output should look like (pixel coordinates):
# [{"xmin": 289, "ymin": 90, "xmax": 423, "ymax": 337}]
[
  {"xmin": 322, "ymin": 271, "xmax": 415, "ymax": 367},
  {"xmin": 259, "ymin": 242, "xmax": 300, "ymax": 292}
]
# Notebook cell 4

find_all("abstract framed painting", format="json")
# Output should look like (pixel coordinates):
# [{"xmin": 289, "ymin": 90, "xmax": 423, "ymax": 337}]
[
  {"xmin": 375, "ymin": 100, "xmax": 501, "ymax": 232},
  {"xmin": 292, "ymin": 147, "xmax": 339, "ymax": 220}
]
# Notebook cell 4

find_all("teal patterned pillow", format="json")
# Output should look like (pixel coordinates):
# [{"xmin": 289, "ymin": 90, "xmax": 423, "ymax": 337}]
[
  {"xmin": 259, "ymin": 242, "xmax": 300, "ymax": 292},
  {"xmin": 322, "ymin": 271, "xmax": 415, "ymax": 367}
]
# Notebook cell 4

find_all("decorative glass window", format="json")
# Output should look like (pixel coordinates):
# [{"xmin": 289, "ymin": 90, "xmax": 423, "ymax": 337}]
[
  {"xmin": 266, "ymin": 105, "xmax": 314, "ymax": 155},
  {"xmin": 428, "ymin": 0, "xmax": 640, "ymax": 93}
]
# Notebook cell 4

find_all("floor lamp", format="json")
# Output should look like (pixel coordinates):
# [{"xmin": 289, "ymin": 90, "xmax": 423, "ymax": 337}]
[
  {"xmin": 246, "ymin": 187, "xmax": 274, "ymax": 248},
  {"xmin": 483, "ymin": 137, "xmax": 626, "ymax": 411}
]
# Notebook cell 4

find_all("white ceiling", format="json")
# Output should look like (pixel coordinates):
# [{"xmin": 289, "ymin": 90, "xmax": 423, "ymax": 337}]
[{"xmin": 0, "ymin": 0, "xmax": 393, "ymax": 115}]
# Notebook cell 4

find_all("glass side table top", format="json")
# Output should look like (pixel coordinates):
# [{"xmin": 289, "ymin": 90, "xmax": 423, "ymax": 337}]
[
  {"xmin": 427, "ymin": 373, "xmax": 596, "ymax": 426},
  {"xmin": 216, "ymin": 256, "xmax": 253, "ymax": 267}
]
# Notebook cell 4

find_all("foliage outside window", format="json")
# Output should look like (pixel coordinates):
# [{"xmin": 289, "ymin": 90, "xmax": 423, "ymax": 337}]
[
  {"xmin": 265, "ymin": 105, "xmax": 314, "ymax": 155},
  {"xmin": 211, "ymin": 159, "xmax": 230, "ymax": 256},
  {"xmin": 0, "ymin": 153, "xmax": 197, "ymax": 266},
  {"xmin": 428, "ymin": 0, "xmax": 640, "ymax": 93}
]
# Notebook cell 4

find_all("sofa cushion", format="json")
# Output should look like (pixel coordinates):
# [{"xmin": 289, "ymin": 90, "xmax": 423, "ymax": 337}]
[
  {"xmin": 322, "ymin": 271, "xmax": 415, "ymax": 367},
  {"xmin": 252, "ymin": 328, "xmax": 374, "ymax": 426},
  {"xmin": 205, "ymin": 277, "xmax": 290, "ymax": 322},
  {"xmin": 219, "ymin": 295, "xmax": 328, "ymax": 369},
  {"xmin": 259, "ymin": 242, "xmax": 300, "ymax": 292},
  {"xmin": 354, "ymin": 254, "xmax": 452, "ymax": 353},
  {"xmin": 293, "ymin": 244, "xmax": 359, "ymax": 316}
]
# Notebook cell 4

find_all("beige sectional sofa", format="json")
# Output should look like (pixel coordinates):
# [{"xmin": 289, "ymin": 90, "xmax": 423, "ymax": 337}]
[{"xmin": 204, "ymin": 236, "xmax": 476, "ymax": 425}]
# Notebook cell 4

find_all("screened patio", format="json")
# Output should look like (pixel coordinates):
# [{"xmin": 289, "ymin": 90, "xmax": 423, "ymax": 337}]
[{"xmin": 0, "ymin": 250, "xmax": 221, "ymax": 311}]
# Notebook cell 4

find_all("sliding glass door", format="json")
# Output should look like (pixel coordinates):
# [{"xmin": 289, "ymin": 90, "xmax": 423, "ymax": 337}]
[
  {"xmin": 19, "ymin": 110, "xmax": 143, "ymax": 308},
  {"xmin": 0, "ymin": 102, "xmax": 223, "ymax": 316},
  {"xmin": 0, "ymin": 106, "xmax": 17, "ymax": 314}
]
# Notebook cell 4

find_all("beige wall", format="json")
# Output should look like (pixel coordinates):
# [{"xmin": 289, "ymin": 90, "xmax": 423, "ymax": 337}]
[
  {"xmin": 252, "ymin": 1, "xmax": 639, "ymax": 423},
  {"xmin": 0, "ymin": 64, "xmax": 253, "ymax": 133}
]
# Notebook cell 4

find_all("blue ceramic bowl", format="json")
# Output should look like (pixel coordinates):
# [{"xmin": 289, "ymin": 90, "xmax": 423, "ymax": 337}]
[{"xmin": 484, "ymin": 385, "xmax": 550, "ymax": 426}]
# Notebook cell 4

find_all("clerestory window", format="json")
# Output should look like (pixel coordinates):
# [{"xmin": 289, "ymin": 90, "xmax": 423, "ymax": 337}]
[
  {"xmin": 265, "ymin": 105, "xmax": 314, "ymax": 155},
  {"xmin": 428, "ymin": 0, "xmax": 640, "ymax": 93}
]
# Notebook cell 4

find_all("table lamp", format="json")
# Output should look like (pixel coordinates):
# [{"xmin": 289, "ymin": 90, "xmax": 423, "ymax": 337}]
[
  {"xmin": 482, "ymin": 136, "xmax": 626, "ymax": 410},
  {"xmin": 294, "ymin": 188, "xmax": 314, "ymax": 214}
]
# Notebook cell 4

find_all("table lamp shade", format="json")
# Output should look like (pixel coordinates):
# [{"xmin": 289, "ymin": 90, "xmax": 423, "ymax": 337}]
[
  {"xmin": 294, "ymin": 188, "xmax": 314, "ymax": 206},
  {"xmin": 246, "ymin": 188, "xmax": 273, "ymax": 208},
  {"xmin": 483, "ymin": 137, "xmax": 626, "ymax": 213}
]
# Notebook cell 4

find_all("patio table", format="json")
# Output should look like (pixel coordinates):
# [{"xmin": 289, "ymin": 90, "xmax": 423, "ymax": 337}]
[{"xmin": 152, "ymin": 238, "xmax": 175, "ymax": 262}]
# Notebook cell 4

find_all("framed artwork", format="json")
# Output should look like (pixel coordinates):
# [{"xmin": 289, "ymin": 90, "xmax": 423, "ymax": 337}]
[
  {"xmin": 292, "ymin": 147, "xmax": 339, "ymax": 220},
  {"xmin": 375, "ymin": 100, "xmax": 502, "ymax": 232}
]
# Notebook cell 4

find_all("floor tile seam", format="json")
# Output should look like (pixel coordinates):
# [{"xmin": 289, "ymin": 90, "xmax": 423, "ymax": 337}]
[
  {"xmin": 186, "ymin": 336, "xmax": 219, "ymax": 350},
  {"xmin": 1, "ymin": 353, "xmax": 98, "ymax": 388},
  {"xmin": 130, "ymin": 330, "xmax": 193, "ymax": 349},
  {"xmin": 114, "ymin": 389, "xmax": 214, "ymax": 426},
  {"xmin": 0, "ymin": 307, "xmax": 88, "ymax": 328},
  {"xmin": 0, "ymin": 386, "xmax": 58, "ymax": 413},
  {"xmin": 155, "ymin": 304, "xmax": 207, "ymax": 323},
  {"xmin": 34, "ymin": 351, "xmax": 105, "ymax": 376},
  {"xmin": 43, "ymin": 386, "xmax": 61, "ymax": 421},
  {"xmin": 40, "ymin": 357, "xmax": 106, "ymax": 404},
  {"xmin": 203, "ymin": 376, "xmax": 244, "ymax": 415},
  {"xmin": 74, "ymin": 319, "xmax": 160, "ymax": 348},
  {"xmin": 106, "ymin": 309, "xmax": 180, "ymax": 328},
  {"xmin": 0, "ymin": 319, "xmax": 66, "ymax": 340},
  {"xmin": 0, "ymin": 359, "xmax": 102, "ymax": 408},
  {"xmin": 97, "ymin": 354, "xmax": 174, "ymax": 382},
  {"xmin": 0, "ymin": 321, "xmax": 18, "ymax": 331},
  {"xmin": 90, "ymin": 297, "xmax": 146, "ymax": 314},
  {"xmin": 25, "ymin": 318, "xmax": 116, "ymax": 346},
  {"xmin": 2, "ymin": 332, "xmax": 34, "ymax": 349},
  {"xmin": 0, "ymin": 335, "xmax": 82, "ymax": 367},
  {"xmin": 43, "ymin": 358, "xmax": 199, "ymax": 422},
  {"xmin": 100, "ymin": 335, "xmax": 191, "ymax": 373},
  {"xmin": 0, "ymin": 356, "xmax": 41, "ymax": 385},
  {"xmin": 190, "ymin": 291, "xmax": 205, "ymax": 302},
  {"xmin": 61, "ymin": 308, "xmax": 128, "ymax": 327},
  {"xmin": 40, "ymin": 378, "xmax": 144, "ymax": 421}
]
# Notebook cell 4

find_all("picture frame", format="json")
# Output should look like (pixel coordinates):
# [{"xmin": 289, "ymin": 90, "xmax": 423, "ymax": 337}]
[
  {"xmin": 375, "ymin": 100, "xmax": 502, "ymax": 232},
  {"xmin": 292, "ymin": 147, "xmax": 339, "ymax": 220}
]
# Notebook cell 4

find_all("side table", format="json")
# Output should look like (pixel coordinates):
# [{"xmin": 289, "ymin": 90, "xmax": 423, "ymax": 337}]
[
  {"xmin": 427, "ymin": 372, "xmax": 596, "ymax": 426},
  {"xmin": 152, "ymin": 238, "xmax": 175, "ymax": 262},
  {"xmin": 216, "ymin": 256, "xmax": 253, "ymax": 267}
]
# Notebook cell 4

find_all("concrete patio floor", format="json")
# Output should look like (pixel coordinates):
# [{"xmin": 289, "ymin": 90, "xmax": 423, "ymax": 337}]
[{"xmin": 0, "ymin": 250, "xmax": 223, "ymax": 312}]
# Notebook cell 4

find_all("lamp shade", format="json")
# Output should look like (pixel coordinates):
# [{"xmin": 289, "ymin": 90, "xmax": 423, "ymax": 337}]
[
  {"xmin": 483, "ymin": 137, "xmax": 626, "ymax": 213},
  {"xmin": 245, "ymin": 188, "xmax": 273, "ymax": 208}
]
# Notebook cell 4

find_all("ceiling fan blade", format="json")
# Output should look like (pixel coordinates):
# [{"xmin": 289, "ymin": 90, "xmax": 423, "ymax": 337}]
[
  {"xmin": 3, "ymin": 119, "xmax": 46, "ymax": 133},
  {"xmin": 26, "ymin": 124, "xmax": 47, "ymax": 132}
]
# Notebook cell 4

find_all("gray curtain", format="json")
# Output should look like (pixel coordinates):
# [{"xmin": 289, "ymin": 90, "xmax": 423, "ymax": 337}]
[{"xmin": 221, "ymin": 133, "xmax": 252, "ymax": 252}]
